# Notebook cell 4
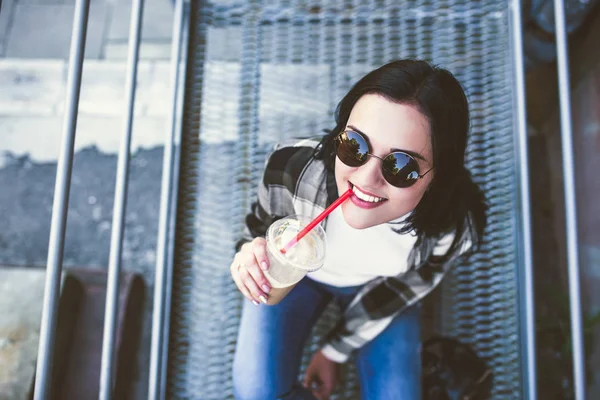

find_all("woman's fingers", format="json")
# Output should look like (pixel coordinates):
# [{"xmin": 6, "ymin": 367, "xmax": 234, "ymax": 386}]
[
  {"xmin": 304, "ymin": 377, "xmax": 328, "ymax": 400},
  {"xmin": 303, "ymin": 350, "xmax": 337, "ymax": 400},
  {"xmin": 239, "ymin": 262, "xmax": 269, "ymax": 304},
  {"xmin": 231, "ymin": 238, "xmax": 271, "ymax": 305},
  {"xmin": 251, "ymin": 237, "xmax": 270, "ymax": 271},
  {"xmin": 230, "ymin": 261, "xmax": 258, "ymax": 305}
]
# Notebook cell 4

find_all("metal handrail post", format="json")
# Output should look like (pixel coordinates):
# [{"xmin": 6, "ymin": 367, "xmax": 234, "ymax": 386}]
[
  {"xmin": 98, "ymin": 0, "xmax": 145, "ymax": 399},
  {"xmin": 33, "ymin": 0, "xmax": 91, "ymax": 398},
  {"xmin": 509, "ymin": 0, "xmax": 537, "ymax": 399},
  {"xmin": 553, "ymin": 0, "xmax": 586, "ymax": 398},
  {"xmin": 159, "ymin": 4, "xmax": 190, "ymax": 398},
  {"xmin": 148, "ymin": 0, "xmax": 187, "ymax": 398}
]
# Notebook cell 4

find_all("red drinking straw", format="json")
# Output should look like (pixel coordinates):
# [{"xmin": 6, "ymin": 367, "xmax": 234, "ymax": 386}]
[{"xmin": 280, "ymin": 188, "xmax": 353, "ymax": 254}]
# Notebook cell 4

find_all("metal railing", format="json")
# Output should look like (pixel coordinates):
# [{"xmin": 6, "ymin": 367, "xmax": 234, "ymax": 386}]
[
  {"xmin": 509, "ymin": 0, "xmax": 537, "ymax": 398},
  {"xmin": 33, "ymin": 0, "xmax": 91, "ymax": 398},
  {"xmin": 148, "ymin": 0, "xmax": 189, "ymax": 397},
  {"xmin": 98, "ymin": 0, "xmax": 145, "ymax": 398},
  {"xmin": 32, "ymin": 0, "xmax": 190, "ymax": 398},
  {"xmin": 553, "ymin": 0, "xmax": 586, "ymax": 397},
  {"xmin": 30, "ymin": 0, "xmax": 585, "ymax": 398}
]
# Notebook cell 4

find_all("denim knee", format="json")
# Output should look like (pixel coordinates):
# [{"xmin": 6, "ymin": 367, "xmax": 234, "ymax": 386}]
[{"xmin": 232, "ymin": 362, "xmax": 280, "ymax": 400}]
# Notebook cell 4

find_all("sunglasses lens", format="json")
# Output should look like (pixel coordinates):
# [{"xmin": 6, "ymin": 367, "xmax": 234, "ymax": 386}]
[
  {"xmin": 335, "ymin": 131, "xmax": 423, "ymax": 188},
  {"xmin": 382, "ymin": 152, "xmax": 420, "ymax": 188},
  {"xmin": 336, "ymin": 131, "xmax": 369, "ymax": 167}
]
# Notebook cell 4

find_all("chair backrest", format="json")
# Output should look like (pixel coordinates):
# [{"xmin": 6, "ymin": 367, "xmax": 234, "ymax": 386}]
[{"xmin": 166, "ymin": 1, "xmax": 524, "ymax": 398}]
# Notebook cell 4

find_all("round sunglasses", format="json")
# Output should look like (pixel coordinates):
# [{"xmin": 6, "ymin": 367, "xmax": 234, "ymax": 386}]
[{"xmin": 334, "ymin": 130, "xmax": 433, "ymax": 188}]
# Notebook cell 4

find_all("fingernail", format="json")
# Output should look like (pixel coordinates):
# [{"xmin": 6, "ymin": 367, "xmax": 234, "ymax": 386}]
[
  {"xmin": 262, "ymin": 285, "xmax": 271, "ymax": 293},
  {"xmin": 259, "ymin": 295, "xmax": 268, "ymax": 304},
  {"xmin": 252, "ymin": 300, "xmax": 260, "ymax": 306},
  {"xmin": 261, "ymin": 262, "xmax": 268, "ymax": 270}
]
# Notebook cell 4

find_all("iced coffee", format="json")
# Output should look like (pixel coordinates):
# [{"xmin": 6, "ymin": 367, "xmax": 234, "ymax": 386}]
[{"xmin": 264, "ymin": 215, "xmax": 326, "ymax": 305}]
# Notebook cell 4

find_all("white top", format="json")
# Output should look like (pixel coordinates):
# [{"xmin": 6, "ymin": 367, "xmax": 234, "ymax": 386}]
[
  {"xmin": 307, "ymin": 206, "xmax": 418, "ymax": 287},
  {"xmin": 309, "ymin": 206, "xmax": 463, "ymax": 363}
]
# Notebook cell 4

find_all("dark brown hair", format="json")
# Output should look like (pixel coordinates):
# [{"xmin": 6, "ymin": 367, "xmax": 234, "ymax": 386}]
[{"xmin": 315, "ymin": 59, "xmax": 487, "ymax": 246}]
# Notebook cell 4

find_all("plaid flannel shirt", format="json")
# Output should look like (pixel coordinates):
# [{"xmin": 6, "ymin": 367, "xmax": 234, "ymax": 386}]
[{"xmin": 238, "ymin": 136, "xmax": 475, "ymax": 363}]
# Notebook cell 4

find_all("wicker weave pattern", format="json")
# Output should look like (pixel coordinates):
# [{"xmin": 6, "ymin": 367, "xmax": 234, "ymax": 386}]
[{"xmin": 167, "ymin": 1, "xmax": 522, "ymax": 398}]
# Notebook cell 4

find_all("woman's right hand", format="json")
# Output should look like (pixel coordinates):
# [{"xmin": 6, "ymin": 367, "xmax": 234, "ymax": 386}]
[{"xmin": 230, "ymin": 237, "xmax": 271, "ymax": 305}]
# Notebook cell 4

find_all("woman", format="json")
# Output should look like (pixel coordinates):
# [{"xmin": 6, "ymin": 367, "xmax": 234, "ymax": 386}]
[{"xmin": 230, "ymin": 59, "xmax": 487, "ymax": 399}]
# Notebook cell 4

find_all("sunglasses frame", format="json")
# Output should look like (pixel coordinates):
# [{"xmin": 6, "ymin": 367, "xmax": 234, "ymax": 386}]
[{"xmin": 334, "ymin": 129, "xmax": 433, "ymax": 188}]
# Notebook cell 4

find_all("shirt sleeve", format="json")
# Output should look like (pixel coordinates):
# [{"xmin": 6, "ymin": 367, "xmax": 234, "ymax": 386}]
[
  {"xmin": 320, "ymin": 230, "xmax": 474, "ymax": 363},
  {"xmin": 235, "ymin": 184, "xmax": 274, "ymax": 251},
  {"xmin": 235, "ymin": 149, "xmax": 279, "ymax": 251},
  {"xmin": 235, "ymin": 141, "xmax": 303, "ymax": 251}
]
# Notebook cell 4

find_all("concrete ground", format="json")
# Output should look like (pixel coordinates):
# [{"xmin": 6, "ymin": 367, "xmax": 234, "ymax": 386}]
[
  {"xmin": 0, "ymin": 0, "xmax": 174, "ymax": 160},
  {"xmin": 0, "ymin": 1, "xmax": 176, "ymax": 398}
]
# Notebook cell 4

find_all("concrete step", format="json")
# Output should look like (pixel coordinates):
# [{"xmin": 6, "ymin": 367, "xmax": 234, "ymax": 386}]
[
  {"xmin": 0, "ymin": 0, "xmax": 173, "ymax": 60},
  {"xmin": 0, "ymin": 267, "xmax": 145, "ymax": 399},
  {"xmin": 56, "ymin": 269, "xmax": 145, "ymax": 399},
  {"xmin": 0, "ymin": 266, "xmax": 84, "ymax": 400},
  {"xmin": 0, "ymin": 58, "xmax": 170, "ymax": 162},
  {"xmin": 0, "ymin": 59, "xmax": 171, "ymax": 118}
]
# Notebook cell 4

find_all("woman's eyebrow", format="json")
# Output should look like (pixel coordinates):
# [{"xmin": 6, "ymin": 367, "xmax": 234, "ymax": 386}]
[
  {"xmin": 346, "ymin": 124, "xmax": 428, "ymax": 162},
  {"xmin": 390, "ymin": 147, "xmax": 427, "ymax": 162}
]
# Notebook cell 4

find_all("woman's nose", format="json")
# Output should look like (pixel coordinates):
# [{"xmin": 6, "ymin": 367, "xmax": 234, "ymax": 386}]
[{"xmin": 354, "ymin": 156, "xmax": 385, "ymax": 185}]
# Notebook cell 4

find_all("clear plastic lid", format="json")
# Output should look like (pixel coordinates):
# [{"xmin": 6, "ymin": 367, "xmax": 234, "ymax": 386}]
[{"xmin": 266, "ymin": 215, "xmax": 326, "ymax": 272}]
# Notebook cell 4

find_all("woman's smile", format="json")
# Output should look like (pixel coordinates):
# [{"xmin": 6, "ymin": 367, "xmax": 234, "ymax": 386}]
[{"xmin": 348, "ymin": 182, "xmax": 388, "ymax": 209}]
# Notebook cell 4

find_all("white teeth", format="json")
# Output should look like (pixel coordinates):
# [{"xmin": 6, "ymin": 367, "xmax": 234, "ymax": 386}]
[{"xmin": 352, "ymin": 185, "xmax": 385, "ymax": 203}]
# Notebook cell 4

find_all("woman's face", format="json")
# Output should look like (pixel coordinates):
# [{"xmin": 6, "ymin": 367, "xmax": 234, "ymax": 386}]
[{"xmin": 335, "ymin": 94, "xmax": 434, "ymax": 229}]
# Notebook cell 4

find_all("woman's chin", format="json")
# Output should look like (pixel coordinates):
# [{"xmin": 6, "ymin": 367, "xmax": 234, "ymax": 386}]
[
  {"xmin": 346, "ymin": 219, "xmax": 370, "ymax": 230},
  {"xmin": 341, "ymin": 206, "xmax": 379, "ymax": 230}
]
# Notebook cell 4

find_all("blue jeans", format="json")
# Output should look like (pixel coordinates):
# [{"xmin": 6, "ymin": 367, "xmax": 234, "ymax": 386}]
[{"xmin": 233, "ymin": 277, "xmax": 422, "ymax": 399}]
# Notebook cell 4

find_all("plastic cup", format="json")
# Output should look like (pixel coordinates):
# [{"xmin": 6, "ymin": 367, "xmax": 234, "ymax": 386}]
[{"xmin": 264, "ymin": 215, "xmax": 326, "ymax": 305}]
